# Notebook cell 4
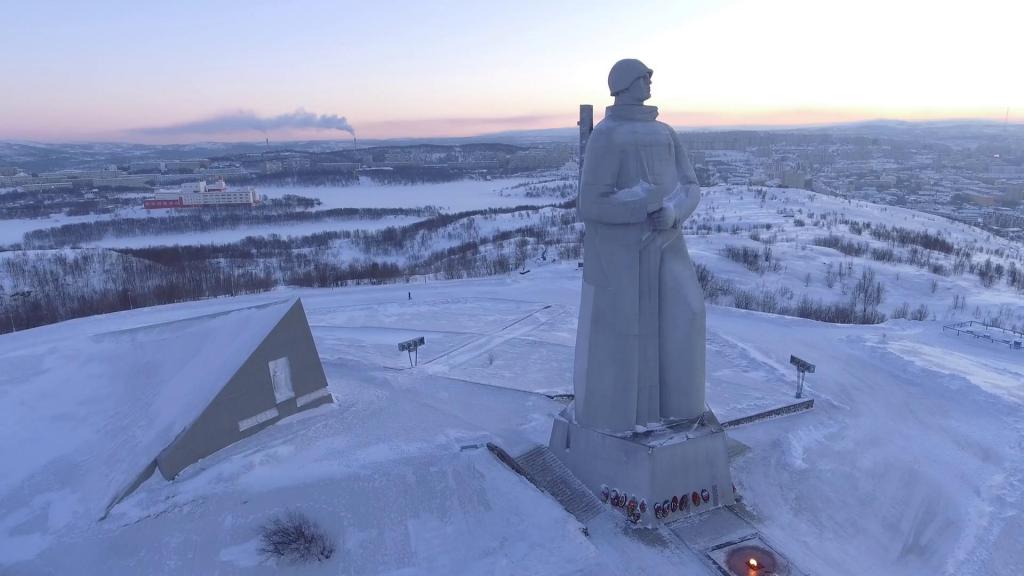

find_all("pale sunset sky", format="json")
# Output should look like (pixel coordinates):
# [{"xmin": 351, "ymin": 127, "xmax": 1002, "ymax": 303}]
[{"xmin": 1, "ymin": 0, "xmax": 1021, "ymax": 143}]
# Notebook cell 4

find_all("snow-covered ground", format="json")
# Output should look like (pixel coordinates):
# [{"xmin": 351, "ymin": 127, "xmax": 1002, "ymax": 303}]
[{"xmin": 2, "ymin": 261, "xmax": 1022, "ymax": 574}]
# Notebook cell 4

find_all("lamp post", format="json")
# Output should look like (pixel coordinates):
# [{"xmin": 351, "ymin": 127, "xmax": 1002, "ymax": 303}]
[
  {"xmin": 398, "ymin": 336, "xmax": 426, "ymax": 367},
  {"xmin": 789, "ymin": 355, "xmax": 815, "ymax": 399}
]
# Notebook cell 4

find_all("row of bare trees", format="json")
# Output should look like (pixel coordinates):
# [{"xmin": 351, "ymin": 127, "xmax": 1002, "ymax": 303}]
[
  {"xmin": 20, "ymin": 205, "xmax": 438, "ymax": 249},
  {"xmin": 0, "ymin": 200, "xmax": 579, "ymax": 333}
]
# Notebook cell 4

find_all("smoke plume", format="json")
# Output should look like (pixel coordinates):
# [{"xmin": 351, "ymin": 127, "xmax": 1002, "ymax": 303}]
[{"xmin": 135, "ymin": 108, "xmax": 355, "ymax": 137}]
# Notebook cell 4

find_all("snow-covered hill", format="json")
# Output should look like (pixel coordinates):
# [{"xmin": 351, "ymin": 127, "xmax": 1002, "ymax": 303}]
[
  {"xmin": 1, "ymin": 260, "xmax": 1022, "ymax": 575},
  {"xmin": 686, "ymin": 185, "xmax": 1023, "ymax": 329}
]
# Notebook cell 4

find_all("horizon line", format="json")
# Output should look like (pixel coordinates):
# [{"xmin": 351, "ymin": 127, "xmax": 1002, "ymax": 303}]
[{"xmin": 2, "ymin": 116, "xmax": 1022, "ymax": 147}]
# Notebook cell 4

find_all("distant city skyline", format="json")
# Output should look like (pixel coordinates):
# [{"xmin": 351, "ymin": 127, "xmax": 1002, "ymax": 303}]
[{"xmin": 2, "ymin": 0, "xmax": 1021, "ymax": 143}]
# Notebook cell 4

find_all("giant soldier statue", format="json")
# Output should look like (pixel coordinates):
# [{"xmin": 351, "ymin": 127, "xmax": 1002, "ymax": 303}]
[
  {"xmin": 549, "ymin": 59, "xmax": 733, "ymax": 525},
  {"xmin": 576, "ymin": 58, "xmax": 705, "ymax": 433}
]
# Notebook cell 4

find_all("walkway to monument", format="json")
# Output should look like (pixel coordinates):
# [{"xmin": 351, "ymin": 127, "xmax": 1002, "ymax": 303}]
[
  {"xmin": 308, "ymin": 296, "xmax": 576, "ymax": 395},
  {"xmin": 421, "ymin": 304, "xmax": 557, "ymax": 371},
  {"xmin": 309, "ymin": 293, "xmax": 819, "ymax": 415}
]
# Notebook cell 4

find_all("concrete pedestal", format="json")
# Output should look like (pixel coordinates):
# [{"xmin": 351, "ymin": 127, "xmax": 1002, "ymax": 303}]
[{"xmin": 549, "ymin": 406, "xmax": 734, "ymax": 526}]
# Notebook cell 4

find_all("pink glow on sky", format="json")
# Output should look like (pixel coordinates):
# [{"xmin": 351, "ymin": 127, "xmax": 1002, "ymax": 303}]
[{"xmin": 1, "ymin": 0, "xmax": 1021, "ymax": 143}]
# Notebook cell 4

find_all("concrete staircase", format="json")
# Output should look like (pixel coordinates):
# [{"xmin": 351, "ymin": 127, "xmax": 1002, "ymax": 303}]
[{"xmin": 511, "ymin": 445, "xmax": 604, "ymax": 524}]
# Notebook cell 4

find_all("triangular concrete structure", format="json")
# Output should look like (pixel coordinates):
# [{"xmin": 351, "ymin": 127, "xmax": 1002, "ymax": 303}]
[
  {"xmin": 104, "ymin": 298, "xmax": 332, "ymax": 512},
  {"xmin": 154, "ymin": 298, "xmax": 331, "ymax": 480},
  {"xmin": 74, "ymin": 295, "xmax": 329, "ymax": 510},
  {"xmin": 0, "ymin": 297, "xmax": 329, "ymax": 519}
]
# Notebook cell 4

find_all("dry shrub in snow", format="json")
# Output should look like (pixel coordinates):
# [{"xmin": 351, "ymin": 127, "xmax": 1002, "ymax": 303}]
[{"xmin": 259, "ymin": 512, "xmax": 335, "ymax": 563}]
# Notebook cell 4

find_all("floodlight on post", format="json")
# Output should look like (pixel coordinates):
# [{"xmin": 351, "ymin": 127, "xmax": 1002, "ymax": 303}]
[
  {"xmin": 398, "ymin": 336, "xmax": 426, "ymax": 367},
  {"xmin": 789, "ymin": 355, "xmax": 815, "ymax": 399}
]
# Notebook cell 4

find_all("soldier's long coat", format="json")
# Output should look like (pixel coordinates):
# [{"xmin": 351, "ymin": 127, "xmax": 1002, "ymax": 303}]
[{"xmin": 574, "ymin": 104, "xmax": 705, "ymax": 434}]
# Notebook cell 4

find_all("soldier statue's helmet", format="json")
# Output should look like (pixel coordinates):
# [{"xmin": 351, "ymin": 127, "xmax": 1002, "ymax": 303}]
[{"xmin": 608, "ymin": 59, "xmax": 654, "ymax": 96}]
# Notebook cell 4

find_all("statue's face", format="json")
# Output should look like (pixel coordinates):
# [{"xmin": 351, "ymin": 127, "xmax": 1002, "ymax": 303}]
[{"xmin": 622, "ymin": 74, "xmax": 652, "ymax": 103}]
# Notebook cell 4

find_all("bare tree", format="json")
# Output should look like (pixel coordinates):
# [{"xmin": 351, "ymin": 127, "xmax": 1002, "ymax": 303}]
[
  {"xmin": 259, "ymin": 512, "xmax": 335, "ymax": 564},
  {"xmin": 851, "ymin": 267, "xmax": 886, "ymax": 323}
]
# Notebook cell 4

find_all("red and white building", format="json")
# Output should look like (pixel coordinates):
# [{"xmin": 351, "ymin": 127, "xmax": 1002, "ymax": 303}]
[{"xmin": 144, "ymin": 180, "xmax": 259, "ymax": 209}]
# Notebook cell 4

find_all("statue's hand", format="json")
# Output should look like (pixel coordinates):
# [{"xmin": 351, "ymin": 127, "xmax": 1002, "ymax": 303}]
[
  {"xmin": 613, "ymin": 181, "xmax": 653, "ymax": 201},
  {"xmin": 649, "ymin": 202, "xmax": 676, "ymax": 230}
]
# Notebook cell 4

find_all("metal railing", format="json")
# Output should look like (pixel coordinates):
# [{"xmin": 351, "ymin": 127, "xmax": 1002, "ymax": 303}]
[{"xmin": 942, "ymin": 320, "xmax": 1023, "ymax": 349}]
